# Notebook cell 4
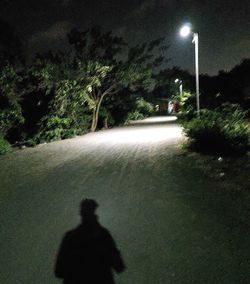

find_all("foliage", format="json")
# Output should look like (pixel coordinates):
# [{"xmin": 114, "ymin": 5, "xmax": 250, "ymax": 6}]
[
  {"xmin": 177, "ymin": 106, "xmax": 196, "ymax": 122},
  {"xmin": 18, "ymin": 55, "xmax": 60, "ymax": 139},
  {"xmin": 102, "ymin": 90, "xmax": 137, "ymax": 126},
  {"xmin": 35, "ymin": 117, "xmax": 77, "ymax": 142},
  {"xmin": 179, "ymin": 91, "xmax": 192, "ymax": 105},
  {"xmin": 0, "ymin": 24, "xmax": 169, "ymax": 146},
  {"xmin": 0, "ymin": 64, "xmax": 24, "ymax": 141},
  {"xmin": 2, "ymin": 20, "xmax": 250, "ymax": 152},
  {"xmin": 0, "ymin": 135, "xmax": 11, "ymax": 155},
  {"xmin": 25, "ymin": 56, "xmax": 57, "ymax": 95},
  {"xmin": 98, "ymin": 107, "xmax": 115, "ymax": 129},
  {"xmin": 22, "ymin": 55, "xmax": 107, "ymax": 142},
  {"xmin": 177, "ymin": 91, "xmax": 196, "ymax": 121},
  {"xmin": 125, "ymin": 97, "xmax": 154, "ymax": 123},
  {"xmin": 67, "ymin": 26, "xmax": 168, "ymax": 131},
  {"xmin": 152, "ymin": 67, "xmax": 195, "ymax": 101},
  {"xmin": 126, "ymin": 111, "xmax": 145, "ymax": 123},
  {"xmin": 36, "ymin": 60, "xmax": 111, "ymax": 141},
  {"xmin": 199, "ymin": 59, "xmax": 250, "ymax": 112},
  {"xmin": 0, "ymin": 109, "xmax": 24, "ymax": 137},
  {"xmin": 181, "ymin": 104, "xmax": 249, "ymax": 155},
  {"xmin": 135, "ymin": 97, "xmax": 154, "ymax": 116}
]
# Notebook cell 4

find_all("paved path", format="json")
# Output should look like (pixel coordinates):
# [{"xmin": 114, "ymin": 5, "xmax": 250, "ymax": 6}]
[{"xmin": 0, "ymin": 117, "xmax": 249, "ymax": 284}]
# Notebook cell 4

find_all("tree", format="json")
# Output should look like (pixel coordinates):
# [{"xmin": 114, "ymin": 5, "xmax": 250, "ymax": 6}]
[
  {"xmin": 67, "ymin": 26, "xmax": 168, "ymax": 131},
  {"xmin": 12, "ymin": 26, "xmax": 169, "ymax": 144},
  {"xmin": 0, "ymin": 63, "xmax": 24, "ymax": 141},
  {"xmin": 199, "ymin": 59, "xmax": 250, "ymax": 111},
  {"xmin": 17, "ymin": 52, "xmax": 60, "ymax": 139},
  {"xmin": 22, "ymin": 51, "xmax": 111, "ymax": 141},
  {"xmin": 43, "ymin": 60, "xmax": 111, "ymax": 138}
]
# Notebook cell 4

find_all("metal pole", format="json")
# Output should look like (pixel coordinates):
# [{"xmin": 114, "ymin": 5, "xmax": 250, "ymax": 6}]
[
  {"xmin": 193, "ymin": 33, "xmax": 200, "ymax": 116},
  {"xmin": 180, "ymin": 83, "xmax": 183, "ymax": 98}
]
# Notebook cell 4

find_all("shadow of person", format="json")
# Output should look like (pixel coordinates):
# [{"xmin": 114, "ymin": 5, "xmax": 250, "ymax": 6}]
[{"xmin": 54, "ymin": 199, "xmax": 125, "ymax": 284}]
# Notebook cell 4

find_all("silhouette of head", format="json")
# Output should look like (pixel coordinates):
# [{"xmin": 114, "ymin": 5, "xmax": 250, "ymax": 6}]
[{"xmin": 80, "ymin": 199, "xmax": 98, "ymax": 219}]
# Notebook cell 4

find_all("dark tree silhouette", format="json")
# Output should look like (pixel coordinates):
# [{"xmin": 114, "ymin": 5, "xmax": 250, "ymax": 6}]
[
  {"xmin": 67, "ymin": 26, "xmax": 168, "ymax": 131},
  {"xmin": 199, "ymin": 59, "xmax": 250, "ymax": 111}
]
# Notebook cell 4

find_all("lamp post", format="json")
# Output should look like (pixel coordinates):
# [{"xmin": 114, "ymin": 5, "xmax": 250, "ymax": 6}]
[
  {"xmin": 175, "ymin": 78, "xmax": 183, "ymax": 98},
  {"xmin": 180, "ymin": 25, "xmax": 200, "ymax": 115}
]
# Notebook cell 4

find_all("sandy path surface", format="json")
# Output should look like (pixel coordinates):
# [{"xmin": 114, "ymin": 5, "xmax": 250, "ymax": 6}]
[{"xmin": 0, "ymin": 117, "xmax": 249, "ymax": 284}]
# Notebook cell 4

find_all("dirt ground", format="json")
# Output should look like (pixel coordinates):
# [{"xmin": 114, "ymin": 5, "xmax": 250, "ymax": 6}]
[{"xmin": 0, "ymin": 116, "xmax": 249, "ymax": 284}]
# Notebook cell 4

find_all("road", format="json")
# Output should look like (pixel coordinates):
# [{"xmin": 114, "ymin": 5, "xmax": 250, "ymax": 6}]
[{"xmin": 0, "ymin": 116, "xmax": 249, "ymax": 284}]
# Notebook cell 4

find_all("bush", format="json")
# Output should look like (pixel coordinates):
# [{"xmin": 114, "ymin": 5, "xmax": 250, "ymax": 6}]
[
  {"xmin": 0, "ymin": 64, "xmax": 24, "ymax": 142},
  {"xmin": 125, "ymin": 98, "xmax": 154, "ymax": 123},
  {"xmin": 0, "ymin": 136, "xmax": 11, "ymax": 155},
  {"xmin": 125, "ymin": 111, "xmax": 145, "ymax": 122},
  {"xmin": 177, "ymin": 105, "xmax": 196, "ymax": 122},
  {"xmin": 135, "ymin": 98, "xmax": 154, "ymax": 117},
  {"xmin": 181, "ymin": 104, "xmax": 250, "ymax": 155},
  {"xmin": 34, "ymin": 116, "xmax": 90, "ymax": 143}
]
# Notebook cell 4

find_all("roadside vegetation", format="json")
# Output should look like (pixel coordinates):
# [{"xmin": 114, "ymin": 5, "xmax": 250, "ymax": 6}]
[
  {"xmin": 0, "ymin": 18, "xmax": 250, "ymax": 156},
  {"xmin": 125, "ymin": 98, "xmax": 154, "ymax": 124},
  {"xmin": 0, "ymin": 23, "xmax": 168, "ymax": 153},
  {"xmin": 178, "ymin": 104, "xmax": 249, "ymax": 155},
  {"xmin": 175, "ymin": 60, "xmax": 250, "ymax": 157}
]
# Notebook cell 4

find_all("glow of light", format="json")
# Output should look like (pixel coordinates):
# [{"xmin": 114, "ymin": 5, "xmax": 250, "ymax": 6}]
[
  {"xmin": 180, "ymin": 25, "xmax": 191, "ymax": 37},
  {"xmin": 80, "ymin": 116, "xmax": 182, "ymax": 146},
  {"xmin": 175, "ymin": 79, "xmax": 179, "ymax": 83},
  {"xmin": 93, "ymin": 126, "xmax": 182, "ymax": 145},
  {"xmin": 132, "ymin": 116, "xmax": 177, "ymax": 124}
]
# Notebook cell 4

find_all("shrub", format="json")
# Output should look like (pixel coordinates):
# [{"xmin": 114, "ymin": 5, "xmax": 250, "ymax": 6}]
[
  {"xmin": 177, "ymin": 105, "xmax": 196, "ymax": 122},
  {"xmin": 0, "ymin": 64, "xmax": 24, "ymax": 142},
  {"xmin": 0, "ymin": 109, "xmax": 24, "ymax": 136},
  {"xmin": 124, "ymin": 98, "xmax": 154, "ymax": 123},
  {"xmin": 34, "ymin": 116, "xmax": 90, "ymax": 143},
  {"xmin": 0, "ymin": 135, "xmax": 11, "ymax": 155},
  {"xmin": 181, "ymin": 104, "xmax": 249, "ymax": 155},
  {"xmin": 135, "ymin": 98, "xmax": 154, "ymax": 117},
  {"xmin": 126, "ymin": 111, "xmax": 145, "ymax": 123}
]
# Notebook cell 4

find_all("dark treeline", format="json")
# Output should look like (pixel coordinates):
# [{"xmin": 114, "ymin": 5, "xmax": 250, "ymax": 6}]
[
  {"xmin": 0, "ymin": 20, "xmax": 169, "ymax": 147},
  {"xmin": 199, "ymin": 60, "xmax": 250, "ymax": 111},
  {"xmin": 0, "ymin": 18, "xmax": 249, "ymax": 153},
  {"xmin": 153, "ymin": 61, "xmax": 250, "ymax": 112}
]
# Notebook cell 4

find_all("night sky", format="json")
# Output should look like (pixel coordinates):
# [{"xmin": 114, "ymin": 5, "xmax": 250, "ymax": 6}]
[{"xmin": 0, "ymin": 0, "xmax": 249, "ymax": 74}]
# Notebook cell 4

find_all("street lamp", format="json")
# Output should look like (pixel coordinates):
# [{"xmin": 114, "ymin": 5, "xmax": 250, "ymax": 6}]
[
  {"xmin": 175, "ymin": 78, "xmax": 183, "ymax": 98},
  {"xmin": 180, "ymin": 24, "xmax": 200, "ymax": 115}
]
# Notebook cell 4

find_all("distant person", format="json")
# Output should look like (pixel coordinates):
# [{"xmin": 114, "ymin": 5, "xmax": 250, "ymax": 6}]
[
  {"xmin": 55, "ymin": 199, "xmax": 125, "ymax": 284},
  {"xmin": 168, "ymin": 101, "xmax": 173, "ymax": 114},
  {"xmin": 173, "ymin": 101, "xmax": 180, "ymax": 114}
]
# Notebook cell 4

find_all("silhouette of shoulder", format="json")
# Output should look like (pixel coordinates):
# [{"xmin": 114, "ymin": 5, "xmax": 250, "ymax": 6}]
[
  {"xmin": 55, "ymin": 200, "xmax": 125, "ymax": 283},
  {"xmin": 63, "ymin": 224, "xmax": 114, "ymax": 242}
]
